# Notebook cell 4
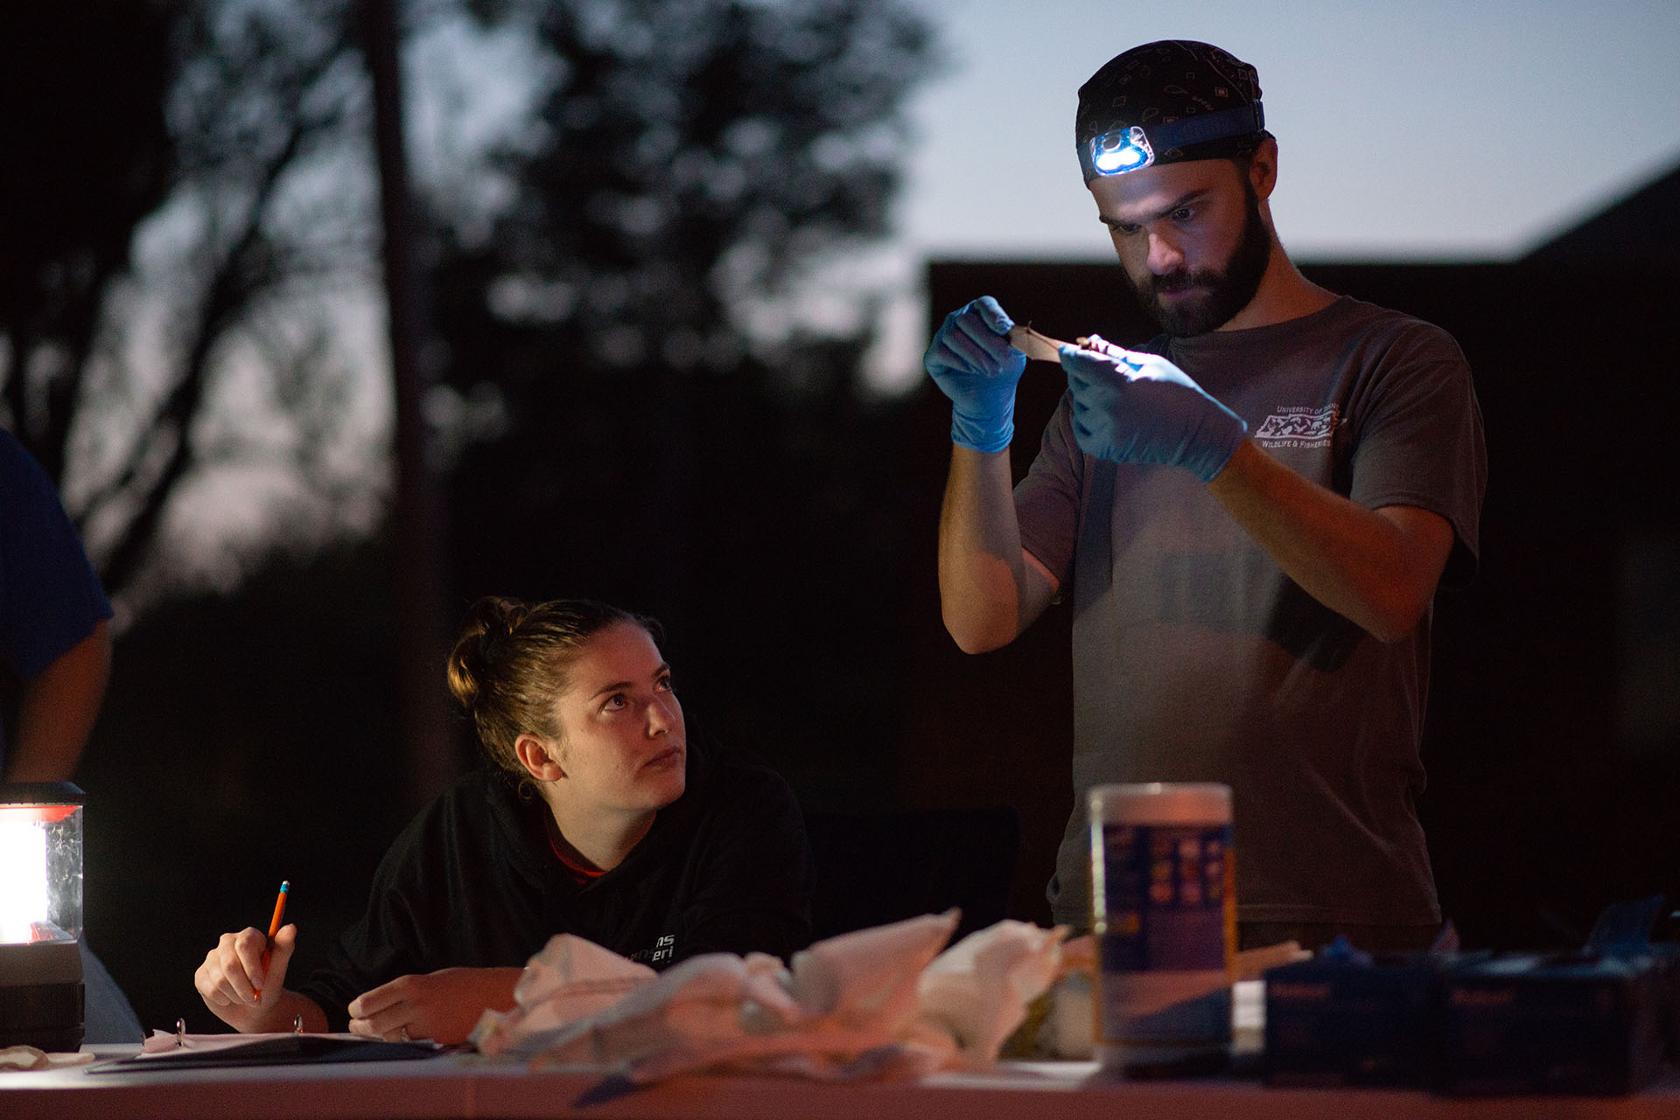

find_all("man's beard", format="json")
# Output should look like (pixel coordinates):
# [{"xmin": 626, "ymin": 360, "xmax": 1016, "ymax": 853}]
[{"xmin": 1136, "ymin": 183, "xmax": 1273, "ymax": 337}]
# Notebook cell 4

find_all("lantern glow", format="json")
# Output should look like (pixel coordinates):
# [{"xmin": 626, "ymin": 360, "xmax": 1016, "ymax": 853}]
[
  {"xmin": 0, "ymin": 784, "xmax": 86, "ymax": 1052},
  {"xmin": 0, "ymin": 814, "xmax": 51, "ymax": 943}
]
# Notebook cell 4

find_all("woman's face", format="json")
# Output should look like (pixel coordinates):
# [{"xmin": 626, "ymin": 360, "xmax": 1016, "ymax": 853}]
[{"xmin": 548, "ymin": 621, "xmax": 686, "ymax": 814}]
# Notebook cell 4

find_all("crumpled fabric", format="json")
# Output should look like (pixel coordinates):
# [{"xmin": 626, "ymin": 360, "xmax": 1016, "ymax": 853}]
[
  {"xmin": 471, "ymin": 933, "xmax": 656, "ymax": 1055},
  {"xmin": 0, "ymin": 1045, "xmax": 95, "ymax": 1071},
  {"xmin": 916, "ymin": 918, "xmax": 1065, "ymax": 1066},
  {"xmin": 472, "ymin": 913, "xmax": 1065, "ymax": 1084}
]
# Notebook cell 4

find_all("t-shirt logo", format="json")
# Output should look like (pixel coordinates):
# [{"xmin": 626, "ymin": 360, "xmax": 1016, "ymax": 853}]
[
  {"xmin": 631, "ymin": 933, "xmax": 677, "ymax": 965},
  {"xmin": 1254, "ymin": 405, "xmax": 1340, "ymax": 448}
]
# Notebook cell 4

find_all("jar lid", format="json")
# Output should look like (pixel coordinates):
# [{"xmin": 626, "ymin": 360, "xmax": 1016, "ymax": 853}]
[{"xmin": 1089, "ymin": 782, "xmax": 1230, "ymax": 824}]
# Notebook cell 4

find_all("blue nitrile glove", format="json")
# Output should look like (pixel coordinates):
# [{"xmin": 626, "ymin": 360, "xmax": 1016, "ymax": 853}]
[
  {"xmin": 923, "ymin": 296, "xmax": 1028, "ymax": 453},
  {"xmin": 1060, "ymin": 335, "xmax": 1247, "ymax": 483}
]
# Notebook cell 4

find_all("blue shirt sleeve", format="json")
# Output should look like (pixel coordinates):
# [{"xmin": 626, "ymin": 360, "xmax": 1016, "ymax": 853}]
[{"xmin": 0, "ymin": 430, "xmax": 113, "ymax": 680}]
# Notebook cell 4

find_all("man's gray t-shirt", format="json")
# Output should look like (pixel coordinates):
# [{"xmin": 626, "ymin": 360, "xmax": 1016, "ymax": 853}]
[{"xmin": 1015, "ymin": 296, "xmax": 1487, "ymax": 931}]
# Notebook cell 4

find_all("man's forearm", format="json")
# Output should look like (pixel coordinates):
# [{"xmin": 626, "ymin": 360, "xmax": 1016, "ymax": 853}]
[
  {"xmin": 1207, "ymin": 441, "xmax": 1452, "ymax": 642},
  {"xmin": 7, "ymin": 621, "xmax": 112, "ymax": 782},
  {"xmin": 937, "ymin": 446, "xmax": 1032, "ymax": 653}
]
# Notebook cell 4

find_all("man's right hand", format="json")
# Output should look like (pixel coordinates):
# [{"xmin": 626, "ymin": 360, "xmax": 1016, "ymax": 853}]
[
  {"xmin": 923, "ymin": 295, "xmax": 1028, "ymax": 453},
  {"xmin": 194, "ymin": 924, "xmax": 298, "ymax": 1031}
]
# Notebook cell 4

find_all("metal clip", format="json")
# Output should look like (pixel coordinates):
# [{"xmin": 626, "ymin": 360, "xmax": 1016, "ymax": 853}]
[{"xmin": 176, "ymin": 1018, "xmax": 186, "ymax": 1048}]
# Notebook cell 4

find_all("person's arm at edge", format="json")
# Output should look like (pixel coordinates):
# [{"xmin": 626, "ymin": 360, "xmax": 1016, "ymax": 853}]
[
  {"xmin": 937, "ymin": 446, "xmax": 1061, "ymax": 654},
  {"xmin": 6, "ymin": 619, "xmax": 112, "ymax": 782},
  {"xmin": 1207, "ymin": 439, "xmax": 1454, "ymax": 643}
]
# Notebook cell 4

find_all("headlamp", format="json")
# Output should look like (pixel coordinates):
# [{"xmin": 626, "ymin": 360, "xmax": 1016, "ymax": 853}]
[
  {"xmin": 1092, "ymin": 127, "xmax": 1154, "ymax": 176},
  {"xmin": 1079, "ymin": 103, "xmax": 1266, "ymax": 181}
]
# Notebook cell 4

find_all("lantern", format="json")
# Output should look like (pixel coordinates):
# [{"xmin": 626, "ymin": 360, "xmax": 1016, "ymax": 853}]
[{"xmin": 0, "ymin": 782, "xmax": 85, "ymax": 1052}]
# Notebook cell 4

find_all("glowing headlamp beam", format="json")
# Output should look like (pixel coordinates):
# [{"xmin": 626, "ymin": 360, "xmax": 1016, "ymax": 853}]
[{"xmin": 1090, "ymin": 126, "xmax": 1153, "ymax": 176}]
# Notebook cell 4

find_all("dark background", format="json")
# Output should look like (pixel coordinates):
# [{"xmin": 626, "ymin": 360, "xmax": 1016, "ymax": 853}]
[{"xmin": 2, "ymin": 3, "xmax": 1677, "ymax": 1036}]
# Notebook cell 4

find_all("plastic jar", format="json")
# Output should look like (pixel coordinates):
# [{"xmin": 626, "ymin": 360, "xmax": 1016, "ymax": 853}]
[{"xmin": 1089, "ymin": 782, "xmax": 1234, "ymax": 1074}]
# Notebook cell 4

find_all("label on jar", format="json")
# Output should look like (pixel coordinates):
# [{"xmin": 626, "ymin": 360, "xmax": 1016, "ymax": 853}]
[{"xmin": 1093, "ymin": 821, "xmax": 1234, "ymax": 1054}]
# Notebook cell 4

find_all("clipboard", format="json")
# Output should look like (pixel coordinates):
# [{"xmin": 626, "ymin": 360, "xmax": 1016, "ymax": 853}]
[{"xmin": 89, "ymin": 1034, "xmax": 446, "ymax": 1073}]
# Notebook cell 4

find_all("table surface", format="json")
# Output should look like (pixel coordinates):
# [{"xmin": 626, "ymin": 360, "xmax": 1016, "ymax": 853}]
[{"xmin": 4, "ymin": 1048, "xmax": 1680, "ymax": 1120}]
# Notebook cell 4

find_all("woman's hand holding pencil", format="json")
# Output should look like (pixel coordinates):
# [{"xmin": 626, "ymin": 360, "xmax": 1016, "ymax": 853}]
[
  {"xmin": 193, "ymin": 922, "xmax": 302, "ymax": 1027},
  {"xmin": 193, "ymin": 880, "xmax": 327, "ymax": 1033}
]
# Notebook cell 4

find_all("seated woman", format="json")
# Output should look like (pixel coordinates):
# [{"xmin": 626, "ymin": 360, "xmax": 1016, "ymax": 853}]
[{"xmin": 194, "ymin": 597, "xmax": 813, "ymax": 1043}]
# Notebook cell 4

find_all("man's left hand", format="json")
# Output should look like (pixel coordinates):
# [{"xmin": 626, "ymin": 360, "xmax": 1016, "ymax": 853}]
[{"xmin": 1061, "ymin": 335, "xmax": 1247, "ymax": 482}]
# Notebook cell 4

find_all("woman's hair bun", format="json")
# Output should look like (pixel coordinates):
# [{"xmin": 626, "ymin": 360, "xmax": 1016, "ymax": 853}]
[{"xmin": 446, "ymin": 596, "xmax": 525, "ymax": 712}]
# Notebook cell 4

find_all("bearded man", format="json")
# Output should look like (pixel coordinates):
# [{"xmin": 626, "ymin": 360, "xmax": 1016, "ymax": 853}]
[{"xmin": 924, "ymin": 40, "xmax": 1487, "ymax": 952}]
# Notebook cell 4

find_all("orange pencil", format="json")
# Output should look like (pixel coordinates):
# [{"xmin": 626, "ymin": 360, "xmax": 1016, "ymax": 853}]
[{"xmin": 255, "ymin": 880, "xmax": 289, "ymax": 999}]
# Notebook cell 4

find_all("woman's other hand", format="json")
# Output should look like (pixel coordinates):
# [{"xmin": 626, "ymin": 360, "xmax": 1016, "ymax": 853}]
[{"xmin": 347, "ymin": 966, "xmax": 523, "ymax": 1045}]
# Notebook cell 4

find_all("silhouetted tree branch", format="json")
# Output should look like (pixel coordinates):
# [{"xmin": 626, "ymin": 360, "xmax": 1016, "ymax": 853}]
[{"xmin": 2, "ymin": 2, "xmax": 377, "ymax": 598}]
